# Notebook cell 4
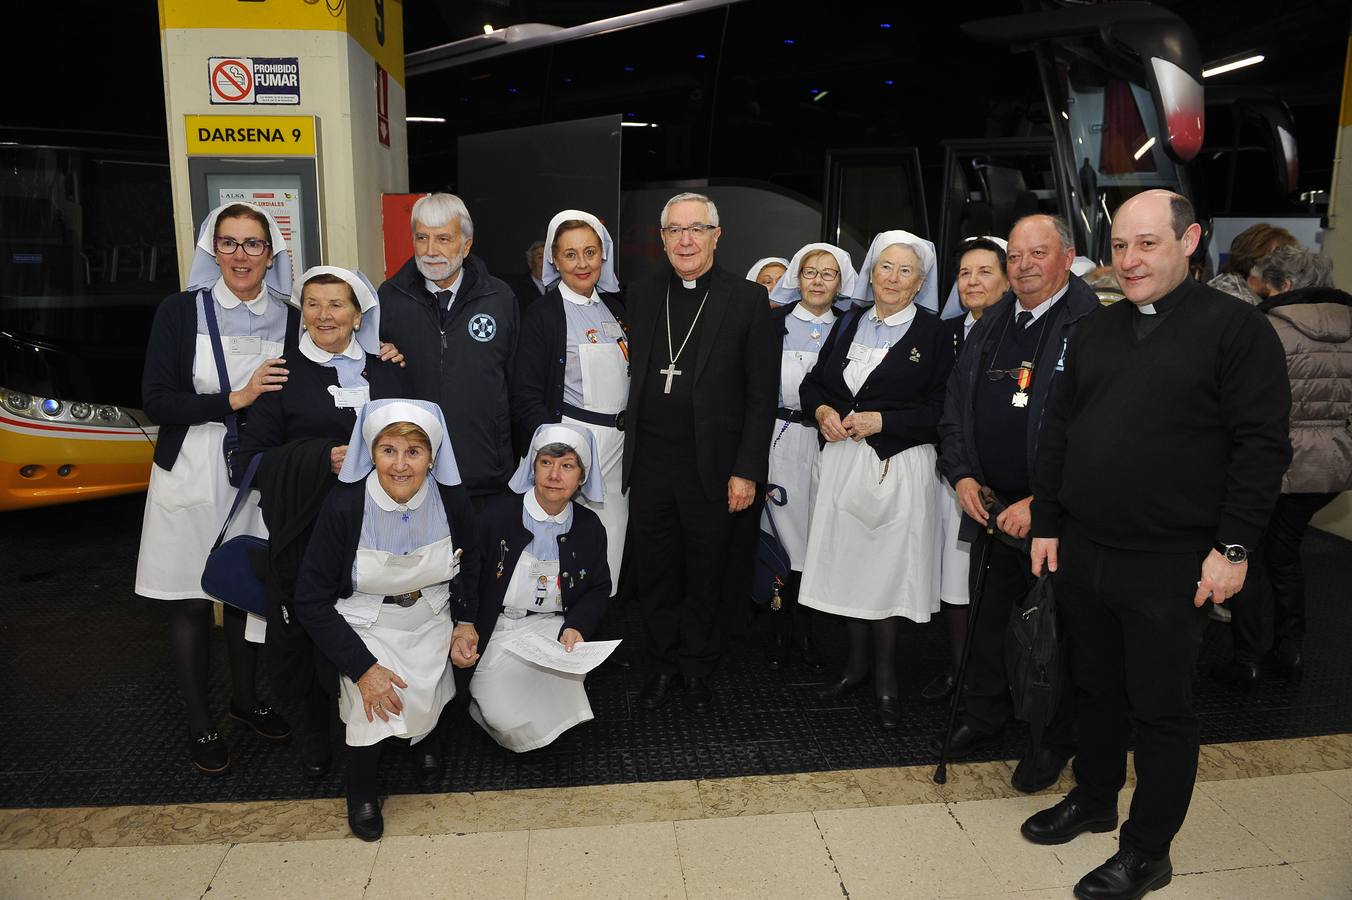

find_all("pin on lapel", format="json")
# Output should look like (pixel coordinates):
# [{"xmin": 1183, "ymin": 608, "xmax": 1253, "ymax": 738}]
[{"xmin": 909, "ymin": 347, "xmax": 921, "ymax": 363}]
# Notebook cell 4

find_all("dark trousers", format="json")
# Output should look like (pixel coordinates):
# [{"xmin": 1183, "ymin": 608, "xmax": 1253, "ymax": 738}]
[
  {"xmin": 1230, "ymin": 491, "xmax": 1336, "ymax": 660},
  {"xmin": 1058, "ymin": 526, "xmax": 1211, "ymax": 859},
  {"xmin": 960, "ymin": 530, "xmax": 1074, "ymax": 747},
  {"xmin": 629, "ymin": 438, "xmax": 735, "ymax": 678}
]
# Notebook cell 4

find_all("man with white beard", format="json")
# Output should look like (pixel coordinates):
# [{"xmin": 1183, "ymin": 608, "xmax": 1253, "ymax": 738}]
[{"xmin": 378, "ymin": 193, "xmax": 520, "ymax": 504}]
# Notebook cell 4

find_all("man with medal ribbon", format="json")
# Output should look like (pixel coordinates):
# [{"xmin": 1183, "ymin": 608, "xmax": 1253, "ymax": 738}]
[
  {"xmin": 934, "ymin": 214, "xmax": 1102, "ymax": 791},
  {"xmin": 621, "ymin": 192, "xmax": 778, "ymax": 713}
]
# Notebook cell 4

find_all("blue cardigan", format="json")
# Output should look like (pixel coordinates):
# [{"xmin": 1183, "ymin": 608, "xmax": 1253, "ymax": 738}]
[
  {"xmin": 293, "ymin": 478, "xmax": 481, "ymax": 685},
  {"xmin": 472, "ymin": 491, "xmax": 611, "ymax": 653},
  {"xmin": 141, "ymin": 289, "xmax": 298, "ymax": 470}
]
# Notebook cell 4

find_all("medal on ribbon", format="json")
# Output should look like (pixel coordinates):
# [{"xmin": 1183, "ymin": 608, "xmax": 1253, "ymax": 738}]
[{"xmin": 1012, "ymin": 360, "xmax": 1033, "ymax": 408}]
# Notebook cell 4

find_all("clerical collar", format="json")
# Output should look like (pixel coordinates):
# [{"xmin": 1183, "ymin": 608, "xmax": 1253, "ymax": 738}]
[
  {"xmin": 366, "ymin": 470, "xmax": 430, "ymax": 512},
  {"xmin": 212, "ymin": 278, "xmax": 270, "ymax": 316},
  {"xmin": 524, "ymin": 489, "xmax": 571, "ymax": 524},
  {"xmin": 559, "ymin": 282, "xmax": 599, "ymax": 306},
  {"xmin": 673, "ymin": 270, "xmax": 712, "ymax": 291},
  {"xmin": 1134, "ymin": 280, "xmax": 1188, "ymax": 317},
  {"xmin": 790, "ymin": 303, "xmax": 834, "ymax": 324},
  {"xmin": 1015, "ymin": 281, "xmax": 1070, "ymax": 324},
  {"xmin": 868, "ymin": 303, "xmax": 918, "ymax": 327},
  {"xmin": 425, "ymin": 269, "xmax": 464, "ymax": 299},
  {"xmin": 299, "ymin": 329, "xmax": 364, "ymax": 364}
]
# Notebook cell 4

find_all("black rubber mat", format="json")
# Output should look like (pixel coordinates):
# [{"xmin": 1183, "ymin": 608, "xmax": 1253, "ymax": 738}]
[{"xmin": 3, "ymin": 493, "xmax": 1350, "ymax": 809}]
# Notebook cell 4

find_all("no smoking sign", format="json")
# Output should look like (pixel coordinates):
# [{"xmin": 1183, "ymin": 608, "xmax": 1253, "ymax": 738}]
[{"xmin": 208, "ymin": 57, "xmax": 300, "ymax": 105}]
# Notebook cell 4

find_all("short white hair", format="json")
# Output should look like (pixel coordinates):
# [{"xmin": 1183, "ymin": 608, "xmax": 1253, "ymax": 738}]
[
  {"xmin": 660, "ymin": 192, "xmax": 720, "ymax": 228},
  {"xmin": 411, "ymin": 192, "xmax": 474, "ymax": 239},
  {"xmin": 524, "ymin": 240, "xmax": 545, "ymax": 264}
]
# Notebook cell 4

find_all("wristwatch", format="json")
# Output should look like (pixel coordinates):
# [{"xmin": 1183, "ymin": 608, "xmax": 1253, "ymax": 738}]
[{"xmin": 1214, "ymin": 542, "xmax": 1248, "ymax": 564}]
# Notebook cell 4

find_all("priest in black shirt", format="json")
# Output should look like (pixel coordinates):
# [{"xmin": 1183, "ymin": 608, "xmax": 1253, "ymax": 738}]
[
  {"xmin": 1027, "ymin": 191, "xmax": 1291, "ymax": 899},
  {"xmin": 622, "ymin": 192, "xmax": 778, "ymax": 713}
]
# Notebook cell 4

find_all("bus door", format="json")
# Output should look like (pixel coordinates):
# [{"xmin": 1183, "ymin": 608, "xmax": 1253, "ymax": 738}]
[{"xmin": 822, "ymin": 147, "xmax": 928, "ymax": 269}]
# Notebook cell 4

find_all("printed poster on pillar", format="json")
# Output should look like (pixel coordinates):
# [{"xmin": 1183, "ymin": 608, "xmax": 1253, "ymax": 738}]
[{"xmin": 209, "ymin": 57, "xmax": 301, "ymax": 106}]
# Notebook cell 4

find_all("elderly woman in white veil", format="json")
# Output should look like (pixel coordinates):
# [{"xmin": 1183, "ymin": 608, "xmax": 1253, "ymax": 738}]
[
  {"xmin": 747, "ymin": 256, "xmax": 790, "ymax": 302},
  {"xmin": 135, "ymin": 202, "xmax": 297, "ymax": 776},
  {"xmin": 797, "ymin": 230, "xmax": 954, "ymax": 729},
  {"xmin": 468, "ymin": 422, "xmax": 613, "ymax": 752},
  {"xmin": 760, "ymin": 243, "xmax": 856, "ymax": 669},
  {"xmin": 294, "ymin": 398, "xmax": 480, "ymax": 842}
]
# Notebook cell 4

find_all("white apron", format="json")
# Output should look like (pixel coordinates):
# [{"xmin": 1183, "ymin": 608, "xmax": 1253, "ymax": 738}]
[
  {"xmin": 799, "ymin": 345, "xmax": 942, "ymax": 622},
  {"xmin": 337, "ymin": 537, "xmax": 458, "ymax": 747},
  {"xmin": 469, "ymin": 552, "xmax": 593, "ymax": 752},
  {"xmin": 565, "ymin": 339, "xmax": 629, "ymax": 591},
  {"xmin": 765, "ymin": 348, "xmax": 821, "ymax": 569},
  {"xmin": 134, "ymin": 333, "xmax": 279, "ymax": 605},
  {"xmin": 939, "ymin": 478, "xmax": 972, "ymax": 605}
]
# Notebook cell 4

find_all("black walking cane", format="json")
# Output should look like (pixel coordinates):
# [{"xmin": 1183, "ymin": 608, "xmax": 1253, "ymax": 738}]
[{"xmin": 933, "ymin": 521, "xmax": 997, "ymax": 785}]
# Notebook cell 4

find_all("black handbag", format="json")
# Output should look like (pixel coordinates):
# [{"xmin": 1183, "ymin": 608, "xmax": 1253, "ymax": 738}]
[
  {"xmin": 752, "ymin": 484, "xmax": 792, "ymax": 609},
  {"xmin": 200, "ymin": 290, "xmax": 247, "ymax": 488},
  {"xmin": 1004, "ymin": 573, "xmax": 1067, "ymax": 751},
  {"xmin": 200, "ymin": 453, "xmax": 268, "ymax": 616}
]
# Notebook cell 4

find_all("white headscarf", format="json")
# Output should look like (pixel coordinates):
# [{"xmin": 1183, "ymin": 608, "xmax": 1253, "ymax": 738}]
[
  {"xmin": 541, "ymin": 210, "xmax": 620, "ymax": 294},
  {"xmin": 507, "ymin": 422, "xmax": 603, "ymax": 503},
  {"xmin": 338, "ymin": 399, "xmax": 461, "ymax": 487},
  {"xmin": 940, "ymin": 235, "xmax": 1010, "ymax": 320},
  {"xmin": 769, "ymin": 243, "xmax": 858, "ymax": 305},
  {"xmin": 745, "ymin": 257, "xmax": 790, "ymax": 283},
  {"xmin": 853, "ymin": 230, "xmax": 938, "ymax": 312},
  {"xmin": 187, "ymin": 202, "xmax": 293, "ymax": 301},
  {"xmin": 291, "ymin": 266, "xmax": 382, "ymax": 356}
]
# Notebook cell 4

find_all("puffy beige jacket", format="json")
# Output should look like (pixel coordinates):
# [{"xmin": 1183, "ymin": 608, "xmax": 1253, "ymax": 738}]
[{"xmin": 1261, "ymin": 287, "xmax": 1352, "ymax": 494}]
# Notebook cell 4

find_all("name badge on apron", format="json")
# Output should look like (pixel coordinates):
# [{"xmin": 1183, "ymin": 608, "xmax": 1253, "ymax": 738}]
[
  {"xmin": 602, "ymin": 321, "xmax": 625, "ymax": 339},
  {"xmin": 846, "ymin": 342, "xmax": 871, "ymax": 363},
  {"xmin": 227, "ymin": 335, "xmax": 262, "ymax": 355},
  {"xmin": 385, "ymin": 550, "xmax": 425, "ymax": 568},
  {"xmin": 328, "ymin": 385, "xmax": 370, "ymax": 409}
]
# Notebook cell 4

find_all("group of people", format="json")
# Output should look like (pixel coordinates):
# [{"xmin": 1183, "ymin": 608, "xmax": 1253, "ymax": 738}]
[{"xmin": 135, "ymin": 185, "xmax": 1348, "ymax": 898}]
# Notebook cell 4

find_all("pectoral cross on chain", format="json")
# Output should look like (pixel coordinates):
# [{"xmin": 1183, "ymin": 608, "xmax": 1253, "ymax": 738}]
[{"xmin": 659, "ymin": 362, "xmax": 682, "ymax": 394}]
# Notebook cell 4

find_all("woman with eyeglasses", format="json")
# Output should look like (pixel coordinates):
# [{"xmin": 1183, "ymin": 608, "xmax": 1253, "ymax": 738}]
[
  {"xmin": 135, "ymin": 203, "xmax": 298, "ymax": 776},
  {"xmin": 760, "ymin": 243, "xmax": 857, "ymax": 670},
  {"xmin": 798, "ymin": 231, "xmax": 953, "ymax": 729}
]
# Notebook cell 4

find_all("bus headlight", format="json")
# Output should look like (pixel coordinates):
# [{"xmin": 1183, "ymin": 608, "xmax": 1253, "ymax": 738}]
[
  {"xmin": 0, "ymin": 385, "xmax": 142, "ymax": 429},
  {"xmin": 5, "ymin": 391, "xmax": 32, "ymax": 412},
  {"xmin": 40, "ymin": 398, "xmax": 63, "ymax": 417}
]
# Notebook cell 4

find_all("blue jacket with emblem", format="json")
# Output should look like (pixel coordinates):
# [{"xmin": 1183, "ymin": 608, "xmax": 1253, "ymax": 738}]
[{"xmin": 378, "ymin": 253, "xmax": 520, "ymax": 495}]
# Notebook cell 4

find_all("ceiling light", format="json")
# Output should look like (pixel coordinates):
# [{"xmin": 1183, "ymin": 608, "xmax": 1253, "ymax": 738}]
[
  {"xmin": 406, "ymin": 116, "xmax": 446, "ymax": 123},
  {"xmin": 483, "ymin": 24, "xmax": 494, "ymax": 35},
  {"xmin": 1133, "ymin": 136, "xmax": 1157, "ymax": 160},
  {"xmin": 1202, "ymin": 54, "xmax": 1264, "ymax": 78}
]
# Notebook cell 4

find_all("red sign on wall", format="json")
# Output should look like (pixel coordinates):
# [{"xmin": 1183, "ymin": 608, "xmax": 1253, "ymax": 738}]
[
  {"xmin": 376, "ymin": 63, "xmax": 390, "ymax": 148},
  {"xmin": 382, "ymin": 193, "xmax": 421, "ymax": 280}
]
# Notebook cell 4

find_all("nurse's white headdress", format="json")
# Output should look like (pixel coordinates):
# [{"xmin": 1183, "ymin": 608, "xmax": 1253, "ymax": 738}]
[
  {"xmin": 508, "ymin": 422, "xmax": 603, "ymax": 503},
  {"xmin": 541, "ymin": 210, "xmax": 620, "ymax": 294},
  {"xmin": 853, "ymin": 230, "xmax": 938, "ymax": 313},
  {"xmin": 291, "ymin": 266, "xmax": 383, "ymax": 356},
  {"xmin": 769, "ymin": 243, "xmax": 858, "ymax": 305},
  {"xmin": 745, "ymin": 257, "xmax": 790, "ymax": 283},
  {"xmin": 940, "ymin": 235, "xmax": 1009, "ymax": 320},
  {"xmin": 338, "ymin": 399, "xmax": 461, "ymax": 487},
  {"xmin": 187, "ymin": 201, "xmax": 293, "ymax": 301}
]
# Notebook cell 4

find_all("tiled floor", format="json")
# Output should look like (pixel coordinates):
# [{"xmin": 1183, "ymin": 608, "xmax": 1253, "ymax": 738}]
[{"xmin": 2, "ymin": 736, "xmax": 1350, "ymax": 898}]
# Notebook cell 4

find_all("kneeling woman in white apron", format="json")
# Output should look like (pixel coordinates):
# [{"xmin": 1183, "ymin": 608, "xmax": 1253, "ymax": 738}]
[
  {"xmin": 135, "ymin": 202, "xmax": 297, "ymax": 776},
  {"xmin": 468, "ymin": 423, "xmax": 612, "ymax": 751},
  {"xmin": 294, "ymin": 399, "xmax": 481, "ymax": 842},
  {"xmin": 798, "ymin": 231, "xmax": 955, "ymax": 730},
  {"xmin": 510, "ymin": 210, "xmax": 628, "ymax": 594}
]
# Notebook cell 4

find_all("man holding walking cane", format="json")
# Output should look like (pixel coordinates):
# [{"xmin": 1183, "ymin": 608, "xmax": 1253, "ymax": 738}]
[{"xmin": 933, "ymin": 214, "xmax": 1100, "ymax": 792}]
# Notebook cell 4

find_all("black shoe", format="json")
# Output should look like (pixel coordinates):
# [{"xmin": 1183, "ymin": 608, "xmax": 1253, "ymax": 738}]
[
  {"xmin": 1073, "ymin": 848, "xmax": 1172, "ymax": 899},
  {"xmin": 876, "ymin": 695, "xmax": 900, "ymax": 729},
  {"xmin": 1012, "ymin": 745, "xmax": 1072, "ymax": 793},
  {"xmin": 347, "ymin": 796, "xmax": 383, "ymax": 842},
  {"xmin": 416, "ymin": 745, "xmax": 444, "ymax": 792},
  {"xmin": 930, "ymin": 722, "xmax": 1003, "ymax": 758},
  {"xmin": 817, "ymin": 674, "xmax": 865, "ymax": 701},
  {"xmin": 1209, "ymin": 659, "xmax": 1260, "ymax": 695},
  {"xmin": 796, "ymin": 635, "xmax": 825, "ymax": 672},
  {"xmin": 683, "ymin": 676, "xmax": 713, "ymax": 714},
  {"xmin": 1267, "ymin": 638, "xmax": 1304, "ymax": 684},
  {"xmin": 1020, "ymin": 797, "xmax": 1119, "ymax": 845},
  {"xmin": 639, "ymin": 673, "xmax": 680, "ymax": 711},
  {"xmin": 298, "ymin": 730, "xmax": 332, "ymax": 778},
  {"xmin": 919, "ymin": 669, "xmax": 957, "ymax": 704},
  {"xmin": 191, "ymin": 730, "xmax": 231, "ymax": 775},
  {"xmin": 228, "ymin": 703, "xmax": 293, "ymax": 742},
  {"xmin": 767, "ymin": 633, "xmax": 787, "ymax": 671}
]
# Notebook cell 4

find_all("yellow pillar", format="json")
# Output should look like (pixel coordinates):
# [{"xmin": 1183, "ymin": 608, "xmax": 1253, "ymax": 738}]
[{"xmin": 157, "ymin": 0, "xmax": 407, "ymax": 284}]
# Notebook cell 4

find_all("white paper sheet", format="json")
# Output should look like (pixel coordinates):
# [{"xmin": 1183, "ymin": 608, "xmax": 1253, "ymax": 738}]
[{"xmin": 500, "ymin": 632, "xmax": 621, "ymax": 675}]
